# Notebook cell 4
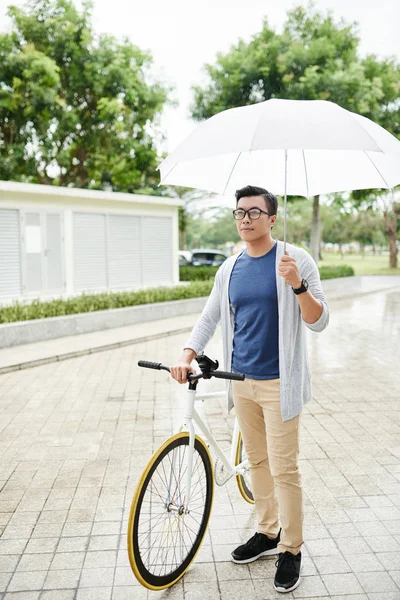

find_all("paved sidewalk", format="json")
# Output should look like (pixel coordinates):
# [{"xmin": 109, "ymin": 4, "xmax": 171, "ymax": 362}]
[{"xmin": 0, "ymin": 282, "xmax": 400, "ymax": 599}]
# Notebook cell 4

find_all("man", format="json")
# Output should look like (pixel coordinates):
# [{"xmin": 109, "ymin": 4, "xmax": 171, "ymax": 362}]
[{"xmin": 171, "ymin": 185, "xmax": 329, "ymax": 593}]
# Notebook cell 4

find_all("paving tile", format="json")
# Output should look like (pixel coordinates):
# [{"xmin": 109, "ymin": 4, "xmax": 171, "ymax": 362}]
[
  {"xmin": 0, "ymin": 572, "xmax": 12, "ymax": 593},
  {"xmin": 219, "ymin": 578, "xmax": 256, "ymax": 599},
  {"xmin": 7, "ymin": 571, "xmax": 47, "ymax": 592},
  {"xmin": 313, "ymin": 554, "xmax": 351, "ymax": 575},
  {"xmin": 113, "ymin": 567, "xmax": 137, "ymax": 587},
  {"xmin": 42, "ymin": 568, "xmax": 81, "ymax": 590},
  {"xmin": 0, "ymin": 555, "xmax": 20, "ymax": 573},
  {"xmin": 334, "ymin": 536, "xmax": 371, "ymax": 555},
  {"xmin": 50, "ymin": 551, "xmax": 85, "ymax": 570},
  {"xmin": 79, "ymin": 568, "xmax": 115, "ymax": 588},
  {"xmin": 87, "ymin": 535, "xmax": 119, "ymax": 551},
  {"xmin": 83, "ymin": 550, "xmax": 117, "ymax": 568},
  {"xmin": 24, "ymin": 538, "xmax": 58, "ymax": 554},
  {"xmin": 16, "ymin": 554, "xmax": 53, "ymax": 572},
  {"xmin": 0, "ymin": 540, "xmax": 28, "ymax": 555},
  {"xmin": 57, "ymin": 537, "xmax": 89, "ymax": 552},
  {"xmin": 305, "ymin": 538, "xmax": 340, "ymax": 557},
  {"xmin": 292, "ymin": 574, "xmax": 329, "ymax": 597},
  {"xmin": 321, "ymin": 572, "xmax": 364, "ymax": 595},
  {"xmin": 356, "ymin": 570, "xmax": 399, "ymax": 593}
]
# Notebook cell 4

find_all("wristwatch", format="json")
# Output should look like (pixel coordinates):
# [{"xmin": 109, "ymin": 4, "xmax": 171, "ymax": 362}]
[{"xmin": 292, "ymin": 278, "xmax": 309, "ymax": 295}]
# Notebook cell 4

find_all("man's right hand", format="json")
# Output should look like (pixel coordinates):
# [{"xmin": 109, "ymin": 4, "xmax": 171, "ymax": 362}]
[{"xmin": 170, "ymin": 349, "xmax": 197, "ymax": 384}]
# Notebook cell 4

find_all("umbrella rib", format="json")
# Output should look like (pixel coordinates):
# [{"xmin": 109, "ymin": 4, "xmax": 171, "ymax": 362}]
[
  {"xmin": 159, "ymin": 162, "xmax": 177, "ymax": 185},
  {"xmin": 301, "ymin": 150, "xmax": 310, "ymax": 199},
  {"xmin": 363, "ymin": 151, "xmax": 391, "ymax": 189},
  {"xmin": 222, "ymin": 153, "xmax": 242, "ymax": 195}
]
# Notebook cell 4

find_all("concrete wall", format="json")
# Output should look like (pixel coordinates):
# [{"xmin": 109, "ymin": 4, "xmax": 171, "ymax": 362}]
[{"xmin": 0, "ymin": 296, "xmax": 208, "ymax": 349}]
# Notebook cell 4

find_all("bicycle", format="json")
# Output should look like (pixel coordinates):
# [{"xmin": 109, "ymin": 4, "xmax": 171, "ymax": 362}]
[{"xmin": 127, "ymin": 353, "xmax": 254, "ymax": 590}]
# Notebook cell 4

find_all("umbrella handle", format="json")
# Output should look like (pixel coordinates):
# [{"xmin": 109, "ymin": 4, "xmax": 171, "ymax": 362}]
[{"xmin": 283, "ymin": 149, "xmax": 288, "ymax": 254}]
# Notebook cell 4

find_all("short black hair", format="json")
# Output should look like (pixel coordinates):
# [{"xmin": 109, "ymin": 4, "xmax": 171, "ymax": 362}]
[{"xmin": 235, "ymin": 185, "xmax": 278, "ymax": 215}]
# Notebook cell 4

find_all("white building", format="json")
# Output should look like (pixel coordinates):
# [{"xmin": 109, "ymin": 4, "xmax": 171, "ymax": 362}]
[{"xmin": 0, "ymin": 181, "xmax": 182, "ymax": 303}]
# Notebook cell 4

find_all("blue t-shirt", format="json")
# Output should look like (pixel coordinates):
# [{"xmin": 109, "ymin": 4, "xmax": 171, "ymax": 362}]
[{"xmin": 229, "ymin": 244, "xmax": 279, "ymax": 379}]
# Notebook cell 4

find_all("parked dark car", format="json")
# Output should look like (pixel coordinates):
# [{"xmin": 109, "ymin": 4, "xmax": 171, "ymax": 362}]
[
  {"xmin": 178, "ymin": 249, "xmax": 228, "ymax": 267},
  {"xmin": 190, "ymin": 249, "xmax": 228, "ymax": 266}
]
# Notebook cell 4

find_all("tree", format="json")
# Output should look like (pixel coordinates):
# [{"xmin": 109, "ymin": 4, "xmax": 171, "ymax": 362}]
[
  {"xmin": 351, "ymin": 189, "xmax": 400, "ymax": 267},
  {"xmin": 353, "ymin": 210, "xmax": 386, "ymax": 256},
  {"xmin": 0, "ymin": 0, "xmax": 169, "ymax": 190},
  {"xmin": 191, "ymin": 4, "xmax": 400, "ymax": 262},
  {"xmin": 321, "ymin": 208, "xmax": 353, "ymax": 256}
]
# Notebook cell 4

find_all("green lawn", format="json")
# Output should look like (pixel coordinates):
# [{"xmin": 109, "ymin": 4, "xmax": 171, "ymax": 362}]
[{"xmin": 318, "ymin": 252, "xmax": 400, "ymax": 276}]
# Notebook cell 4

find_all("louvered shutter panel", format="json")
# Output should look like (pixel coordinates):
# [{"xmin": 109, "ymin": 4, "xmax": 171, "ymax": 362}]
[
  {"xmin": 108, "ymin": 215, "xmax": 141, "ymax": 289},
  {"xmin": 141, "ymin": 217, "xmax": 173, "ymax": 286},
  {"xmin": 0, "ymin": 209, "xmax": 22, "ymax": 298},
  {"xmin": 46, "ymin": 214, "xmax": 63, "ymax": 291},
  {"xmin": 73, "ymin": 213, "xmax": 107, "ymax": 292}
]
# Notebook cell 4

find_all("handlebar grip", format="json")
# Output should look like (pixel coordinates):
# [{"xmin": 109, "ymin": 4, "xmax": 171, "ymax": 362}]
[
  {"xmin": 212, "ymin": 370, "xmax": 245, "ymax": 381},
  {"xmin": 138, "ymin": 360, "xmax": 163, "ymax": 370}
]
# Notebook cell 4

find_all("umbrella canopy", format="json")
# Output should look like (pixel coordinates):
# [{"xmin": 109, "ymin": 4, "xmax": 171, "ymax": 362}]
[{"xmin": 159, "ymin": 99, "xmax": 400, "ymax": 197}]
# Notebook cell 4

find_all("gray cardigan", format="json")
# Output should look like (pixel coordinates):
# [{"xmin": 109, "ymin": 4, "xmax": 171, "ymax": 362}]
[{"xmin": 184, "ymin": 240, "xmax": 329, "ymax": 421}]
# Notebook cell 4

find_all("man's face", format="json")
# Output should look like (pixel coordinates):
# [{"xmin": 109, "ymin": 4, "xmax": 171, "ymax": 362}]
[{"xmin": 235, "ymin": 195, "xmax": 276, "ymax": 242}]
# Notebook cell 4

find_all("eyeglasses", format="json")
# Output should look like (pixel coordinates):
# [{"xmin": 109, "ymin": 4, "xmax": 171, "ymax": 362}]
[{"xmin": 233, "ymin": 207, "xmax": 273, "ymax": 220}]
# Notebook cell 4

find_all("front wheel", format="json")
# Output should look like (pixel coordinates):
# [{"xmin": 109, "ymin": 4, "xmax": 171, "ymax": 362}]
[
  {"xmin": 235, "ymin": 431, "xmax": 254, "ymax": 504},
  {"xmin": 127, "ymin": 432, "xmax": 214, "ymax": 590}
]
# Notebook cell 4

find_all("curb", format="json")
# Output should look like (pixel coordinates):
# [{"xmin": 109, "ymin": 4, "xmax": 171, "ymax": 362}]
[{"xmin": 0, "ymin": 326, "xmax": 194, "ymax": 375}]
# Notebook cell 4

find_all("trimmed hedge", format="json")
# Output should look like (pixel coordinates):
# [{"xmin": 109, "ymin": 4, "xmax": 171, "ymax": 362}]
[
  {"xmin": 179, "ymin": 265, "xmax": 219, "ymax": 281},
  {"xmin": 0, "ymin": 280, "xmax": 214, "ymax": 324},
  {"xmin": 180, "ymin": 263, "xmax": 355, "ymax": 282},
  {"xmin": 0, "ymin": 263, "xmax": 354, "ymax": 324},
  {"xmin": 319, "ymin": 265, "xmax": 354, "ymax": 280}
]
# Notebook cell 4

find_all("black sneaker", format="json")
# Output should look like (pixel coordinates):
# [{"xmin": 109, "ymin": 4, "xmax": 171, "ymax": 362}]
[
  {"xmin": 274, "ymin": 550, "xmax": 302, "ymax": 593},
  {"xmin": 231, "ymin": 529, "xmax": 281, "ymax": 564}
]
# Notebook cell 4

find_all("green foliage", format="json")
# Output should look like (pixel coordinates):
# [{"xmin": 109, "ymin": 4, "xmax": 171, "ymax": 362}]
[
  {"xmin": 179, "ymin": 266, "xmax": 219, "ymax": 281},
  {"xmin": 319, "ymin": 264, "xmax": 354, "ymax": 279},
  {"xmin": 187, "ymin": 207, "xmax": 240, "ymax": 248},
  {"xmin": 0, "ymin": 281, "xmax": 214, "ymax": 324},
  {"xmin": 0, "ymin": 0, "xmax": 170, "ymax": 190},
  {"xmin": 321, "ymin": 203, "xmax": 387, "ymax": 248},
  {"xmin": 192, "ymin": 5, "xmax": 400, "ymax": 128}
]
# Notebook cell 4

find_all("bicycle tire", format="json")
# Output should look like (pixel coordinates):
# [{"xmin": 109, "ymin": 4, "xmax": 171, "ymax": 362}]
[
  {"xmin": 127, "ymin": 432, "xmax": 214, "ymax": 590},
  {"xmin": 235, "ymin": 431, "xmax": 254, "ymax": 504}
]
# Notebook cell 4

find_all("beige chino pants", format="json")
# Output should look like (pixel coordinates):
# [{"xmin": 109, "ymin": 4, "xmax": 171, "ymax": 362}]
[{"xmin": 232, "ymin": 378, "xmax": 303, "ymax": 555}]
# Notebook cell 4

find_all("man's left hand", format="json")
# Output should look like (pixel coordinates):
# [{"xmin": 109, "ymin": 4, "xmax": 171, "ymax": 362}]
[{"xmin": 278, "ymin": 253, "xmax": 302, "ymax": 289}]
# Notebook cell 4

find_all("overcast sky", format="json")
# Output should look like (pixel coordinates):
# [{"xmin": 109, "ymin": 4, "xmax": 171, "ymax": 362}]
[{"xmin": 1, "ymin": 0, "xmax": 399, "ymax": 154}]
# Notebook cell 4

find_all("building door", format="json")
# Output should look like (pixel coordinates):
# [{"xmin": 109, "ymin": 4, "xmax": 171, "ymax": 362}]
[{"xmin": 22, "ymin": 212, "xmax": 64, "ymax": 295}]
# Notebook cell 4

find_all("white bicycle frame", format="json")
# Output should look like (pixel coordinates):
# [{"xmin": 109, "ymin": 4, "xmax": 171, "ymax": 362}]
[{"xmin": 176, "ymin": 386, "xmax": 249, "ymax": 512}]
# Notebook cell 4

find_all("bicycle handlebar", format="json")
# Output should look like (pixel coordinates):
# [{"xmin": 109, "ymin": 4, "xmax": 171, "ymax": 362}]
[
  {"xmin": 138, "ymin": 359, "xmax": 245, "ymax": 382},
  {"xmin": 212, "ymin": 370, "xmax": 245, "ymax": 381},
  {"xmin": 138, "ymin": 360, "xmax": 166, "ymax": 370}
]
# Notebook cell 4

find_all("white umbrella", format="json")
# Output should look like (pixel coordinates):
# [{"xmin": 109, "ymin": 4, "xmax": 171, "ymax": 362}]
[{"xmin": 159, "ymin": 99, "xmax": 400, "ymax": 250}]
